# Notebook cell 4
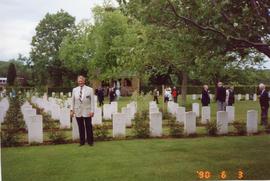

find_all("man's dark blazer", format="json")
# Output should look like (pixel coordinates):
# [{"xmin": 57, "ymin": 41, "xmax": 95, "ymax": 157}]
[
  {"xmin": 260, "ymin": 90, "xmax": 269, "ymax": 108},
  {"xmin": 216, "ymin": 87, "xmax": 226, "ymax": 102},
  {"xmin": 201, "ymin": 89, "xmax": 210, "ymax": 106}
]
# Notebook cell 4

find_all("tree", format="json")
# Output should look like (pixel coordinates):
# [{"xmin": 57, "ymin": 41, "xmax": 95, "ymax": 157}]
[
  {"xmin": 60, "ymin": 6, "xmax": 145, "ymax": 82},
  {"xmin": 124, "ymin": 0, "xmax": 270, "ymax": 58},
  {"xmin": 7, "ymin": 63, "xmax": 17, "ymax": 86},
  {"xmin": 30, "ymin": 10, "xmax": 75, "ymax": 86}
]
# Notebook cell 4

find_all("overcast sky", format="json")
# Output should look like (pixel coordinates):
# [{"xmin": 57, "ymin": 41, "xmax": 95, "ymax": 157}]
[
  {"xmin": 0, "ymin": 0, "xmax": 117, "ymax": 61},
  {"xmin": 0, "ymin": 0, "xmax": 269, "ymax": 68}
]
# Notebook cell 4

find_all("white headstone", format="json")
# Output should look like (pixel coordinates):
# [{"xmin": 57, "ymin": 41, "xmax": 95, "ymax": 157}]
[
  {"xmin": 72, "ymin": 117, "xmax": 79, "ymax": 140},
  {"xmin": 245, "ymin": 94, "xmax": 249, "ymax": 101},
  {"xmin": 28, "ymin": 115, "xmax": 43, "ymax": 143},
  {"xmin": 103, "ymin": 104, "xmax": 112, "ymax": 120},
  {"xmin": 23, "ymin": 108, "xmax": 37, "ymax": 128},
  {"xmin": 111, "ymin": 102, "xmax": 118, "ymax": 114},
  {"xmin": 237, "ymin": 94, "xmax": 241, "ymax": 101},
  {"xmin": 68, "ymin": 92, "xmax": 72, "ymax": 98},
  {"xmin": 149, "ymin": 107, "xmax": 159, "ymax": 114},
  {"xmin": 42, "ymin": 93, "xmax": 48, "ymax": 101},
  {"xmin": 192, "ymin": 103, "xmax": 200, "ymax": 117},
  {"xmin": 167, "ymin": 101, "xmax": 174, "ymax": 113},
  {"xmin": 217, "ymin": 111, "xmax": 228, "ymax": 135},
  {"xmin": 253, "ymin": 94, "xmax": 257, "ymax": 101},
  {"xmin": 51, "ymin": 104, "xmax": 60, "ymax": 120},
  {"xmin": 184, "ymin": 112, "xmax": 196, "ymax": 135},
  {"xmin": 192, "ymin": 94, "xmax": 197, "ymax": 100},
  {"xmin": 149, "ymin": 101, "xmax": 157, "ymax": 108},
  {"xmin": 0, "ymin": 107, "xmax": 5, "ymax": 123},
  {"xmin": 176, "ymin": 107, "xmax": 186, "ymax": 123},
  {"xmin": 247, "ymin": 110, "xmax": 258, "ymax": 134},
  {"xmin": 201, "ymin": 106, "xmax": 210, "ymax": 124},
  {"xmin": 59, "ymin": 108, "xmax": 71, "ymax": 129},
  {"xmin": 112, "ymin": 113, "xmax": 126, "ymax": 137},
  {"xmin": 226, "ymin": 106, "xmax": 235, "ymax": 123},
  {"xmin": 121, "ymin": 107, "xmax": 132, "ymax": 127},
  {"xmin": 127, "ymin": 102, "xmax": 136, "ymax": 119},
  {"xmin": 92, "ymin": 107, "xmax": 102, "ymax": 125},
  {"xmin": 149, "ymin": 112, "xmax": 162, "ymax": 137}
]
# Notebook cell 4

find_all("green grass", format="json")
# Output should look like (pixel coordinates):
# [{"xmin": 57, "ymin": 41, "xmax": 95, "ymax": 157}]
[
  {"xmin": 2, "ymin": 135, "xmax": 270, "ymax": 181},
  {"xmin": 2, "ymin": 96, "xmax": 269, "ymax": 180}
]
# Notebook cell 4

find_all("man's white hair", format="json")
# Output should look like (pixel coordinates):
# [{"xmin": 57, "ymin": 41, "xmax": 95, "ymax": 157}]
[{"xmin": 259, "ymin": 83, "xmax": 265, "ymax": 89}]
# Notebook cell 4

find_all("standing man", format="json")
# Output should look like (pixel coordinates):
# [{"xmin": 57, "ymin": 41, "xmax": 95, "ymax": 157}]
[
  {"xmin": 226, "ymin": 86, "xmax": 235, "ymax": 106},
  {"xmin": 97, "ymin": 86, "xmax": 104, "ymax": 107},
  {"xmin": 201, "ymin": 85, "xmax": 210, "ymax": 106},
  {"xmin": 153, "ymin": 88, "xmax": 159, "ymax": 104},
  {"xmin": 71, "ymin": 75, "xmax": 95, "ymax": 146},
  {"xmin": 259, "ymin": 83, "xmax": 269, "ymax": 126},
  {"xmin": 172, "ymin": 87, "xmax": 178, "ymax": 103},
  {"xmin": 216, "ymin": 82, "xmax": 226, "ymax": 111}
]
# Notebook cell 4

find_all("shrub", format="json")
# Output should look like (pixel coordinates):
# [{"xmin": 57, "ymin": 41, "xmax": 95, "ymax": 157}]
[
  {"xmin": 1, "ymin": 96, "xmax": 25, "ymax": 147},
  {"xmin": 133, "ymin": 111, "xmax": 150, "ymax": 138},
  {"xmin": 161, "ymin": 109, "xmax": 172, "ymax": 120},
  {"xmin": 264, "ymin": 124, "xmax": 270, "ymax": 134},
  {"xmin": 94, "ymin": 124, "xmax": 109, "ymax": 140},
  {"xmin": 1, "ymin": 131, "xmax": 20, "ymax": 147},
  {"xmin": 233, "ymin": 121, "xmax": 246, "ymax": 135},
  {"xmin": 48, "ymin": 130, "xmax": 67, "ymax": 144},
  {"xmin": 168, "ymin": 118, "xmax": 184, "ymax": 138},
  {"xmin": 206, "ymin": 121, "xmax": 218, "ymax": 136}
]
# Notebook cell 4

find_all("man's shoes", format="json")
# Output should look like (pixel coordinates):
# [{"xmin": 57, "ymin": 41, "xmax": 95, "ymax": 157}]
[{"xmin": 79, "ymin": 144, "xmax": 85, "ymax": 147}]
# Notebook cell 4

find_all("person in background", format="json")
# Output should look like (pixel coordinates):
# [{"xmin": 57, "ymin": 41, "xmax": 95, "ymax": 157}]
[
  {"xmin": 153, "ymin": 88, "xmax": 159, "ymax": 104},
  {"xmin": 115, "ymin": 88, "xmax": 121, "ymax": 100},
  {"xmin": 216, "ymin": 82, "xmax": 226, "ymax": 111},
  {"xmin": 164, "ymin": 87, "xmax": 170, "ymax": 103},
  {"xmin": 259, "ymin": 83, "xmax": 269, "ymax": 126},
  {"xmin": 109, "ymin": 87, "xmax": 116, "ymax": 103},
  {"xmin": 167, "ymin": 86, "xmax": 172, "ymax": 101},
  {"xmin": 172, "ymin": 87, "xmax": 178, "ymax": 103},
  {"xmin": 97, "ymin": 86, "xmax": 104, "ymax": 107},
  {"xmin": 226, "ymin": 86, "xmax": 235, "ymax": 106},
  {"xmin": 201, "ymin": 85, "xmax": 210, "ymax": 106}
]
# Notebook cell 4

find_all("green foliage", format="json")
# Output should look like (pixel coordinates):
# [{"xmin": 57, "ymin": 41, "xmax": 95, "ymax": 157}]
[
  {"xmin": 30, "ymin": 10, "xmax": 75, "ymax": 86},
  {"xmin": 206, "ymin": 121, "xmax": 218, "ymax": 136},
  {"xmin": 93, "ymin": 124, "xmax": 110, "ymax": 140},
  {"xmin": 1, "ymin": 96, "xmax": 25, "ymax": 147},
  {"xmin": 168, "ymin": 118, "xmax": 184, "ymax": 138},
  {"xmin": 265, "ymin": 124, "xmax": 270, "ymax": 134},
  {"xmin": 7, "ymin": 63, "xmax": 17, "ymax": 86},
  {"xmin": 60, "ymin": 7, "xmax": 145, "ymax": 81},
  {"xmin": 133, "ymin": 111, "xmax": 150, "ymax": 138},
  {"xmin": 1, "ymin": 131, "xmax": 20, "ymax": 147},
  {"xmin": 48, "ymin": 131, "xmax": 67, "ymax": 144},
  {"xmin": 161, "ymin": 109, "xmax": 172, "ymax": 120},
  {"xmin": 233, "ymin": 121, "xmax": 246, "ymax": 136}
]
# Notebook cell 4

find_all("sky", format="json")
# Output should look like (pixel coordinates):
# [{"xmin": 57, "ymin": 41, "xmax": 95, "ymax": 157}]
[
  {"xmin": 0, "ymin": 0, "xmax": 269, "ymax": 68},
  {"xmin": 0, "ymin": 0, "xmax": 117, "ymax": 61}
]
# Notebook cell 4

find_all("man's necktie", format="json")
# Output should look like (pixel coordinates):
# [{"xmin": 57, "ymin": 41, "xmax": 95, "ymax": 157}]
[{"xmin": 79, "ymin": 86, "xmax": 83, "ymax": 103}]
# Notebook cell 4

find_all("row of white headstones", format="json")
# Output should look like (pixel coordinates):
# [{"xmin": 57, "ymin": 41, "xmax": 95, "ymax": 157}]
[
  {"xmin": 163, "ymin": 101, "xmax": 258, "ymax": 136},
  {"xmin": 19, "ymin": 95, "xmax": 138, "ymax": 143},
  {"xmin": 0, "ymin": 92, "xmax": 259, "ymax": 144},
  {"xmin": 0, "ymin": 98, "xmax": 9, "ymax": 124},
  {"xmin": 192, "ymin": 93, "xmax": 257, "ymax": 101}
]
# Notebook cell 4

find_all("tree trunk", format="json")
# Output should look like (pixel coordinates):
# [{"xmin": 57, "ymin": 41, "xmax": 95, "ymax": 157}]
[{"xmin": 181, "ymin": 71, "xmax": 188, "ymax": 106}]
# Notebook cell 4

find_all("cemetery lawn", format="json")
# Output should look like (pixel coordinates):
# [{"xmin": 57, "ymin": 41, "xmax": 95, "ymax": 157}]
[{"xmin": 2, "ymin": 135, "xmax": 270, "ymax": 181}]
